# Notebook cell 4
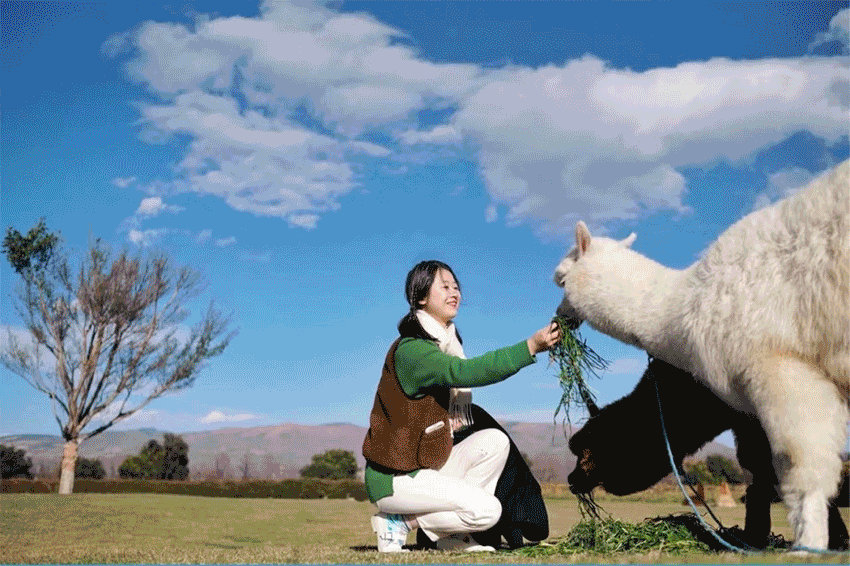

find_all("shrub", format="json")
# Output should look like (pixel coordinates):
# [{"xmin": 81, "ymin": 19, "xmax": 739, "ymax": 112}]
[
  {"xmin": 119, "ymin": 434, "xmax": 189, "ymax": 480},
  {"xmin": 1, "ymin": 445, "xmax": 33, "ymax": 479},
  {"xmin": 300, "ymin": 449, "xmax": 358, "ymax": 480},
  {"xmin": 75, "ymin": 457, "xmax": 106, "ymax": 479},
  {"xmin": 0, "ymin": 478, "xmax": 368, "ymax": 500}
]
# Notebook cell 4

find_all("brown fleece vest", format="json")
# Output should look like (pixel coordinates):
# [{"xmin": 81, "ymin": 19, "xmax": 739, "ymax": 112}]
[{"xmin": 362, "ymin": 338, "xmax": 453, "ymax": 472}]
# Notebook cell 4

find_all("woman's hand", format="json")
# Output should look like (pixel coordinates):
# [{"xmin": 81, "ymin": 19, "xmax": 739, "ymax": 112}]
[{"xmin": 527, "ymin": 321, "xmax": 562, "ymax": 356}]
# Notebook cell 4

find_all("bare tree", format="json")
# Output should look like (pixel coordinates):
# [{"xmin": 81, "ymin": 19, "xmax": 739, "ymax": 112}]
[
  {"xmin": 2, "ymin": 221, "xmax": 236, "ymax": 493},
  {"xmin": 529, "ymin": 453, "xmax": 565, "ymax": 484},
  {"xmin": 263, "ymin": 453, "xmax": 279, "ymax": 480},
  {"xmin": 214, "ymin": 452, "xmax": 232, "ymax": 480},
  {"xmin": 240, "ymin": 452, "xmax": 253, "ymax": 481}
]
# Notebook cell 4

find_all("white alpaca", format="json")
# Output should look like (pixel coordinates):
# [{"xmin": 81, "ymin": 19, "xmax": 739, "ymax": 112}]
[{"xmin": 553, "ymin": 160, "xmax": 850, "ymax": 552}]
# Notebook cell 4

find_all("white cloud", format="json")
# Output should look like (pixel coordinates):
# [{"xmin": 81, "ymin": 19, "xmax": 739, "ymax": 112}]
[
  {"xmin": 133, "ymin": 197, "xmax": 183, "ymax": 219},
  {"xmin": 109, "ymin": 1, "xmax": 848, "ymax": 238},
  {"xmin": 748, "ymin": 165, "xmax": 837, "ymax": 213},
  {"xmin": 128, "ymin": 228, "xmax": 167, "ymax": 247},
  {"xmin": 195, "ymin": 229, "xmax": 213, "ymax": 244},
  {"xmin": 86, "ymin": 378, "xmax": 162, "ymax": 428},
  {"xmin": 604, "ymin": 357, "xmax": 647, "ymax": 376},
  {"xmin": 399, "ymin": 125, "xmax": 462, "ymax": 145},
  {"xmin": 101, "ymin": 29, "xmax": 132, "ymax": 58},
  {"xmin": 383, "ymin": 165, "xmax": 408, "ymax": 176},
  {"xmin": 136, "ymin": 196, "xmax": 166, "ymax": 215},
  {"xmin": 108, "ymin": 0, "xmax": 479, "ymax": 229},
  {"xmin": 111, "ymin": 176, "xmax": 137, "ymax": 188},
  {"xmin": 0, "ymin": 325, "xmax": 55, "ymax": 374},
  {"xmin": 808, "ymin": 8, "xmax": 849, "ymax": 54},
  {"xmin": 347, "ymin": 140, "xmax": 392, "ymax": 157},
  {"xmin": 214, "ymin": 236, "xmax": 237, "ymax": 247},
  {"xmin": 750, "ymin": 167, "xmax": 818, "ymax": 212},
  {"xmin": 114, "ymin": 409, "xmax": 159, "ymax": 426},
  {"xmin": 135, "ymin": 91, "xmax": 358, "ymax": 227},
  {"xmin": 455, "ymin": 55, "xmax": 848, "ymax": 237},
  {"xmin": 200, "ymin": 410, "xmax": 258, "ymax": 424},
  {"xmin": 767, "ymin": 168, "xmax": 817, "ymax": 194},
  {"xmin": 287, "ymin": 213, "xmax": 320, "ymax": 230}
]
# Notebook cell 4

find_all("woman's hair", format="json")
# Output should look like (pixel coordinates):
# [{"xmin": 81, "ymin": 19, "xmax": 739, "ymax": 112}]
[{"xmin": 397, "ymin": 260, "xmax": 463, "ymax": 343}]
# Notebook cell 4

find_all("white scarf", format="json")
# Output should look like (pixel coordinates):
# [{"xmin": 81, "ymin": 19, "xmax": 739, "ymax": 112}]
[{"xmin": 415, "ymin": 309, "xmax": 473, "ymax": 430}]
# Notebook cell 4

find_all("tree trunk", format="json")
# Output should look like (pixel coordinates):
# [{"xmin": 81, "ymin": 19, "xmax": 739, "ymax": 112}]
[{"xmin": 58, "ymin": 439, "xmax": 78, "ymax": 494}]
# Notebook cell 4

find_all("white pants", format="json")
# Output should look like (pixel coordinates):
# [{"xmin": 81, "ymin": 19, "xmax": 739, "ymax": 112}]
[{"xmin": 375, "ymin": 429, "xmax": 510, "ymax": 541}]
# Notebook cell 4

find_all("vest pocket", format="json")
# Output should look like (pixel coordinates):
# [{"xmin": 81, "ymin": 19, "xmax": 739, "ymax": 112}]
[{"xmin": 417, "ymin": 420, "xmax": 451, "ymax": 470}]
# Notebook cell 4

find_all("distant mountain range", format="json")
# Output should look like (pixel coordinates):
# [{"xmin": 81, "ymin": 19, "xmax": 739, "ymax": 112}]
[{"xmin": 0, "ymin": 419, "xmax": 737, "ymax": 483}]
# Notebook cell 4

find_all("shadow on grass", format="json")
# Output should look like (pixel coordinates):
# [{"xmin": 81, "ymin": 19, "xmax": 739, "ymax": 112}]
[
  {"xmin": 350, "ymin": 541, "xmax": 545, "ymax": 553},
  {"xmin": 654, "ymin": 514, "xmax": 792, "ymax": 552},
  {"xmin": 202, "ymin": 542, "xmax": 241, "ymax": 550}
]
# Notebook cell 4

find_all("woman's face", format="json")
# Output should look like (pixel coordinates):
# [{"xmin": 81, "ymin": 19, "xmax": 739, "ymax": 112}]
[{"xmin": 419, "ymin": 268, "xmax": 460, "ymax": 327}]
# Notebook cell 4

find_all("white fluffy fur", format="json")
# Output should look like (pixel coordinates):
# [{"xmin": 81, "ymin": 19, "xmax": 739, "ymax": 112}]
[{"xmin": 553, "ymin": 160, "xmax": 850, "ymax": 551}]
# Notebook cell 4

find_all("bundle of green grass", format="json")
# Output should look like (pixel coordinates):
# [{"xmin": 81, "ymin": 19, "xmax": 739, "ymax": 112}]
[
  {"xmin": 549, "ymin": 316, "xmax": 608, "ymax": 424},
  {"xmin": 515, "ymin": 514, "xmax": 791, "ymax": 556},
  {"xmin": 518, "ymin": 516, "xmax": 711, "ymax": 556}
]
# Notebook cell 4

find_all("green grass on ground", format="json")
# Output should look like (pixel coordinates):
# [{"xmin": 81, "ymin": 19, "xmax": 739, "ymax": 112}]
[{"xmin": 1, "ymin": 491, "xmax": 848, "ymax": 564}]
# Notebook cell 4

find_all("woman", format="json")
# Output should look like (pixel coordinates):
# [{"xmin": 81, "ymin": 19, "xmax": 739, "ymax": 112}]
[{"xmin": 362, "ymin": 260, "xmax": 561, "ymax": 552}]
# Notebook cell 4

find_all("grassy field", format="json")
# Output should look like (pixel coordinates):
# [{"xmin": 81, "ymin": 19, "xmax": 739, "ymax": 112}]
[{"xmin": 2, "ymin": 486, "xmax": 848, "ymax": 564}]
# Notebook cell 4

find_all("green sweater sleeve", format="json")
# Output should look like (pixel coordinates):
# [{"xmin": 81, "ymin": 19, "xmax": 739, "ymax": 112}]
[{"xmin": 394, "ymin": 337, "xmax": 536, "ymax": 397}]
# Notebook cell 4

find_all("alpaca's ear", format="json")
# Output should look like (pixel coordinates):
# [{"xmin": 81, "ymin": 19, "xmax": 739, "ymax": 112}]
[
  {"xmin": 576, "ymin": 221, "xmax": 592, "ymax": 256},
  {"xmin": 622, "ymin": 232, "xmax": 637, "ymax": 247}
]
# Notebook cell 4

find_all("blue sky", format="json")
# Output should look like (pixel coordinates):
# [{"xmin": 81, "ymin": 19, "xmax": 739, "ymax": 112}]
[{"xmin": 2, "ymin": 1, "xmax": 848, "ymax": 450}]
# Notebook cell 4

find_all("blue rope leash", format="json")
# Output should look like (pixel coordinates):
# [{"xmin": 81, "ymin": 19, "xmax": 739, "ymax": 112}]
[
  {"xmin": 650, "ymin": 366, "xmax": 749, "ymax": 553},
  {"xmin": 649, "ymin": 355, "xmax": 848, "ymax": 556}
]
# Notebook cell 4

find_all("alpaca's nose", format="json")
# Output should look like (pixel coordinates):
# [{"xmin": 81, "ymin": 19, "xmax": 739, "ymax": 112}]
[
  {"xmin": 555, "ymin": 297, "xmax": 582, "ymax": 327},
  {"xmin": 555, "ymin": 308, "xmax": 582, "ymax": 330}
]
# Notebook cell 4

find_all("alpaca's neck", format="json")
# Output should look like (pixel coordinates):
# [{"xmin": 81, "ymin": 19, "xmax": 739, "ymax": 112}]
[{"xmin": 587, "ymin": 253, "xmax": 694, "ymax": 373}]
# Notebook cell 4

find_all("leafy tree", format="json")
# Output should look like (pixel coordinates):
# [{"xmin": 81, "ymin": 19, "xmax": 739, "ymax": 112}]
[
  {"xmin": 682, "ymin": 461, "xmax": 713, "ymax": 486},
  {"xmin": 684, "ymin": 456, "xmax": 744, "ymax": 485},
  {"xmin": 1, "ymin": 220, "xmax": 236, "ymax": 493},
  {"xmin": 118, "ymin": 435, "xmax": 189, "ymax": 480},
  {"xmin": 161, "ymin": 433, "xmax": 189, "ymax": 480},
  {"xmin": 119, "ymin": 440, "xmax": 165, "ymax": 479},
  {"xmin": 706, "ymin": 455, "xmax": 744, "ymax": 484},
  {"xmin": 300, "ymin": 449, "xmax": 359, "ymax": 480},
  {"xmin": 75, "ymin": 457, "xmax": 106, "ymax": 479},
  {"xmin": 1, "ymin": 445, "xmax": 34, "ymax": 479}
]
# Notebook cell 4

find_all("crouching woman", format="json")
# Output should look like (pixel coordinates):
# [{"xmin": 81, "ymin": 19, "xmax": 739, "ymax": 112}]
[{"xmin": 362, "ymin": 260, "xmax": 560, "ymax": 552}]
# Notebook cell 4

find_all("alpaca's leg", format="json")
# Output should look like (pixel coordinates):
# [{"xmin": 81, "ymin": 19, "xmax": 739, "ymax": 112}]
[
  {"xmin": 745, "ymin": 355, "xmax": 849, "ymax": 552},
  {"xmin": 828, "ymin": 500, "xmax": 849, "ymax": 550},
  {"xmin": 734, "ymin": 421, "xmax": 776, "ymax": 548},
  {"xmin": 742, "ymin": 483, "xmax": 774, "ymax": 548}
]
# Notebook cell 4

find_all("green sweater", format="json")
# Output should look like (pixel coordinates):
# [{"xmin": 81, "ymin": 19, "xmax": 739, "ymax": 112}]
[{"xmin": 364, "ymin": 337, "xmax": 535, "ymax": 502}]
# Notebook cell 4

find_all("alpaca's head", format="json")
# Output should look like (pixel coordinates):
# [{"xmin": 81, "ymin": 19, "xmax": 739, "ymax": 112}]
[
  {"xmin": 568, "ymin": 358, "xmax": 731, "ymax": 496},
  {"xmin": 553, "ymin": 221, "xmax": 637, "ymax": 329}
]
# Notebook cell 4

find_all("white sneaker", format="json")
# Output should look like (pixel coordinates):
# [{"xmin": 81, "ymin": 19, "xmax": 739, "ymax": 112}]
[
  {"xmin": 435, "ymin": 533, "xmax": 496, "ymax": 552},
  {"xmin": 371, "ymin": 513, "xmax": 410, "ymax": 552}
]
